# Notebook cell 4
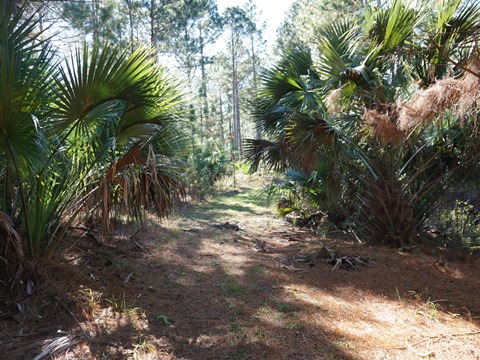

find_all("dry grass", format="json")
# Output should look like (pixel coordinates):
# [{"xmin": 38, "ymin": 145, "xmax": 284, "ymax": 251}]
[{"xmin": 1, "ymin": 174, "xmax": 480, "ymax": 359}]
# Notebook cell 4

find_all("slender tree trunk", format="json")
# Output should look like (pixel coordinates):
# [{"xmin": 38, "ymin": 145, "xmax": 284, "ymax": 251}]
[
  {"xmin": 231, "ymin": 31, "xmax": 242, "ymax": 154},
  {"xmin": 126, "ymin": 0, "xmax": 134, "ymax": 52},
  {"xmin": 92, "ymin": 0, "xmax": 99, "ymax": 41},
  {"xmin": 150, "ymin": 0, "xmax": 155, "ymax": 46},
  {"xmin": 219, "ymin": 93, "xmax": 225, "ymax": 148},
  {"xmin": 250, "ymin": 33, "xmax": 260, "ymax": 139},
  {"xmin": 199, "ymin": 23, "xmax": 209, "ymax": 136}
]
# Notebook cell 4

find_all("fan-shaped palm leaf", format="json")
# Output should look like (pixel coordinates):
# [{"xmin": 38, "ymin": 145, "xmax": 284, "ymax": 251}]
[
  {"xmin": 365, "ymin": 0, "xmax": 419, "ymax": 54},
  {"xmin": 411, "ymin": 0, "xmax": 480, "ymax": 85},
  {"xmin": 316, "ymin": 19, "xmax": 360, "ymax": 84},
  {"xmin": 286, "ymin": 112, "xmax": 338, "ymax": 172},
  {"xmin": 50, "ymin": 44, "xmax": 159, "ymax": 132},
  {"xmin": 243, "ymin": 137, "xmax": 288, "ymax": 172}
]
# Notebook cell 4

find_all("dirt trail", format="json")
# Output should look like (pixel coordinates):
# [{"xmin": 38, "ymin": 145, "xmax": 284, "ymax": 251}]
[{"xmin": 2, "ymin": 176, "xmax": 480, "ymax": 359}]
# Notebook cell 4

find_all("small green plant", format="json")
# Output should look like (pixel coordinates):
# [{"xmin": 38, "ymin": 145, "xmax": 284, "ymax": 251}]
[
  {"xmin": 227, "ymin": 300, "xmax": 247, "ymax": 316},
  {"xmin": 235, "ymin": 161, "xmax": 250, "ymax": 175},
  {"xmin": 436, "ymin": 200, "xmax": 480, "ymax": 249},
  {"xmin": 132, "ymin": 333, "xmax": 157, "ymax": 354},
  {"xmin": 105, "ymin": 293, "xmax": 140, "ymax": 315},
  {"xmin": 105, "ymin": 293, "xmax": 127, "ymax": 311},
  {"xmin": 219, "ymin": 276, "xmax": 244, "ymax": 298},
  {"xmin": 154, "ymin": 314, "xmax": 173, "ymax": 325},
  {"xmin": 395, "ymin": 287, "xmax": 402, "ymax": 302},
  {"xmin": 286, "ymin": 322, "xmax": 299, "ymax": 330},
  {"xmin": 230, "ymin": 320, "xmax": 240, "ymax": 332},
  {"xmin": 333, "ymin": 340, "xmax": 352, "ymax": 349},
  {"xmin": 425, "ymin": 298, "xmax": 442, "ymax": 318},
  {"xmin": 278, "ymin": 302, "xmax": 290, "ymax": 313},
  {"xmin": 78, "ymin": 287, "xmax": 103, "ymax": 319},
  {"xmin": 254, "ymin": 327, "xmax": 266, "ymax": 339}
]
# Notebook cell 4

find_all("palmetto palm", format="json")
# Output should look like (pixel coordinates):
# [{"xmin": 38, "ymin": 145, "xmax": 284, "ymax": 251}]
[
  {"xmin": 50, "ymin": 44, "xmax": 187, "ymax": 237},
  {"xmin": 245, "ymin": 48, "xmax": 337, "ymax": 173},
  {"xmin": 247, "ymin": 0, "xmax": 480, "ymax": 246},
  {"xmin": 244, "ymin": 47, "xmax": 344, "ymax": 218},
  {"xmin": 0, "ymin": 0, "xmax": 187, "ymax": 268}
]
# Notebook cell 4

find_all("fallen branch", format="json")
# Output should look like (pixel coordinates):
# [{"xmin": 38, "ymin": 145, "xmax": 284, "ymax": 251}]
[
  {"xmin": 213, "ymin": 222, "xmax": 242, "ymax": 231},
  {"xmin": 292, "ymin": 247, "xmax": 374, "ymax": 271}
]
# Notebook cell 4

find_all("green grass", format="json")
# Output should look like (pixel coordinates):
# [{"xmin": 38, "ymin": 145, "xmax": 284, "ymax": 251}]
[
  {"xmin": 219, "ymin": 276, "xmax": 244, "ymax": 298},
  {"xmin": 182, "ymin": 187, "xmax": 271, "ymax": 221}
]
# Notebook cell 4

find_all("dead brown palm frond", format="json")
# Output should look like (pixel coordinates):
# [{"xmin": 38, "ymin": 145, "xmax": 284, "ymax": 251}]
[
  {"xmin": 398, "ymin": 77, "xmax": 462, "ymax": 131},
  {"xmin": 398, "ymin": 57, "xmax": 480, "ymax": 131},
  {"xmin": 457, "ymin": 58, "xmax": 480, "ymax": 119},
  {"xmin": 97, "ymin": 143, "xmax": 185, "ymax": 232},
  {"xmin": 364, "ymin": 107, "xmax": 405, "ymax": 144},
  {"xmin": 364, "ymin": 57, "xmax": 480, "ymax": 140},
  {"xmin": 97, "ymin": 143, "xmax": 146, "ymax": 232},
  {"xmin": 104, "ymin": 143, "xmax": 144, "ymax": 184},
  {"xmin": 326, "ymin": 88, "xmax": 345, "ymax": 114},
  {"xmin": 0, "ymin": 211, "xmax": 24, "ymax": 279}
]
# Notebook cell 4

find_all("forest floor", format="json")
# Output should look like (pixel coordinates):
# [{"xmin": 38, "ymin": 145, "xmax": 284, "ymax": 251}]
[{"xmin": 2, "ymin": 174, "xmax": 480, "ymax": 360}]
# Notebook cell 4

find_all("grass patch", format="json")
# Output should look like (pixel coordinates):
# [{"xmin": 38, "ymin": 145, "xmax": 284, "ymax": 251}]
[
  {"xmin": 154, "ymin": 314, "xmax": 173, "ymax": 325},
  {"xmin": 182, "ymin": 186, "xmax": 271, "ymax": 221},
  {"xmin": 278, "ymin": 302, "xmax": 290, "ymax": 313},
  {"xmin": 219, "ymin": 276, "xmax": 244, "ymax": 298}
]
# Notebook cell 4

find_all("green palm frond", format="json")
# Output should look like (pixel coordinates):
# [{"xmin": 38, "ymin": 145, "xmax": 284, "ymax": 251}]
[
  {"xmin": 253, "ymin": 47, "xmax": 322, "ymax": 140},
  {"xmin": 50, "ymin": 43, "xmax": 159, "ymax": 132},
  {"xmin": 365, "ymin": 0, "xmax": 419, "ymax": 54},
  {"xmin": 410, "ymin": 0, "xmax": 480, "ymax": 85},
  {"xmin": 436, "ymin": 0, "xmax": 462, "ymax": 29},
  {"xmin": 0, "ymin": 0, "xmax": 57, "ymax": 256},
  {"xmin": 243, "ymin": 138, "xmax": 287, "ymax": 172},
  {"xmin": 252, "ymin": 102, "xmax": 292, "ymax": 136},
  {"xmin": 0, "ymin": 2, "xmax": 53, "ymax": 171},
  {"xmin": 116, "ymin": 68, "xmax": 185, "ymax": 144},
  {"xmin": 316, "ymin": 19, "xmax": 360, "ymax": 84},
  {"xmin": 286, "ymin": 112, "xmax": 338, "ymax": 172},
  {"xmin": 434, "ymin": 0, "xmax": 480, "ymax": 59},
  {"xmin": 260, "ymin": 54, "xmax": 320, "ymax": 111}
]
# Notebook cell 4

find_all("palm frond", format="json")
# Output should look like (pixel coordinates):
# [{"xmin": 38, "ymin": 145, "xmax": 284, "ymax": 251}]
[
  {"xmin": 98, "ymin": 143, "xmax": 185, "ymax": 231},
  {"xmin": 286, "ymin": 112, "xmax": 338, "ymax": 172},
  {"xmin": 260, "ymin": 48, "xmax": 320, "ymax": 108},
  {"xmin": 365, "ymin": 0, "xmax": 419, "ymax": 54},
  {"xmin": 243, "ymin": 138, "xmax": 288, "ymax": 172},
  {"xmin": 316, "ymin": 19, "xmax": 359, "ymax": 83},
  {"xmin": 50, "ymin": 43, "xmax": 159, "ymax": 132},
  {"xmin": 410, "ymin": 0, "xmax": 480, "ymax": 85},
  {"xmin": 253, "ymin": 47, "xmax": 322, "ymax": 140}
]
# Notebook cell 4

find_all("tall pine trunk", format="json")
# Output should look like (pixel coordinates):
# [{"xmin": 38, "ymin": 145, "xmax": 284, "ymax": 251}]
[{"xmin": 231, "ymin": 31, "xmax": 242, "ymax": 154}]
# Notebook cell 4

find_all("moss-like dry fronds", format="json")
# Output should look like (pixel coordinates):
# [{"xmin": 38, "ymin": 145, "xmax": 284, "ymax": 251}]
[
  {"xmin": 364, "ymin": 107, "xmax": 405, "ymax": 144},
  {"xmin": 457, "ymin": 58, "xmax": 480, "ymax": 123},
  {"xmin": 363, "ymin": 58, "xmax": 480, "ymax": 140},
  {"xmin": 326, "ymin": 88, "xmax": 344, "ymax": 115},
  {"xmin": 398, "ymin": 58, "xmax": 480, "ymax": 131}
]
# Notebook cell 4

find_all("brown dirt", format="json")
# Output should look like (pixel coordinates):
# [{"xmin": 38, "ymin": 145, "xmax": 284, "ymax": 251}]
[{"xmin": 1, "ymin": 174, "xmax": 480, "ymax": 359}]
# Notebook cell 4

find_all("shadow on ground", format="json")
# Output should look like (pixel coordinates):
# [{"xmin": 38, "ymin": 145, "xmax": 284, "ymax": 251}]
[{"xmin": 2, "ymin": 183, "xmax": 480, "ymax": 359}]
